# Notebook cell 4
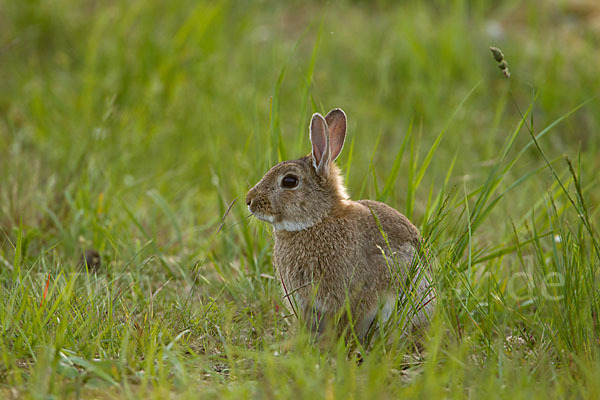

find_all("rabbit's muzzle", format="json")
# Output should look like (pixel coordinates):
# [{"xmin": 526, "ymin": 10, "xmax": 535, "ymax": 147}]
[{"xmin": 246, "ymin": 188, "xmax": 273, "ymax": 222}]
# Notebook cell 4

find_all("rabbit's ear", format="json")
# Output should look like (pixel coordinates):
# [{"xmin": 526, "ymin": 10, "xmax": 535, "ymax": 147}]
[
  {"xmin": 325, "ymin": 108, "xmax": 347, "ymax": 161},
  {"xmin": 310, "ymin": 113, "xmax": 330, "ymax": 174}
]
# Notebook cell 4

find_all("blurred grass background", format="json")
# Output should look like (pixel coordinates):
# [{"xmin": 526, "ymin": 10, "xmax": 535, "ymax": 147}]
[{"xmin": 1, "ymin": 0, "xmax": 600, "ymax": 398}]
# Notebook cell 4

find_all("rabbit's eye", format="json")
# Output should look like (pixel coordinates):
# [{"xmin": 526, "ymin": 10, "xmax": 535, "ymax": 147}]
[{"xmin": 281, "ymin": 174, "xmax": 299, "ymax": 189}]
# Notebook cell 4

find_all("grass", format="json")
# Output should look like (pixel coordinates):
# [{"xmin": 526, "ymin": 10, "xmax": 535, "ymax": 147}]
[{"xmin": 1, "ymin": 0, "xmax": 600, "ymax": 398}]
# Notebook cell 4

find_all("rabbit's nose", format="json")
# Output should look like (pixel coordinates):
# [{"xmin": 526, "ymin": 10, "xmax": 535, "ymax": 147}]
[{"xmin": 246, "ymin": 187, "xmax": 259, "ymax": 208}]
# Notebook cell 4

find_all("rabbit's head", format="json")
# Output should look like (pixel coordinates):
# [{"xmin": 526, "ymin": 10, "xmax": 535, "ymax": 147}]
[{"xmin": 246, "ymin": 109, "xmax": 348, "ymax": 231}]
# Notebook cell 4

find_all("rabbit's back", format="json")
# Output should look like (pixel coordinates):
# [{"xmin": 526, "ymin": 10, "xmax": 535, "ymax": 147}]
[{"xmin": 355, "ymin": 199, "xmax": 421, "ymax": 251}]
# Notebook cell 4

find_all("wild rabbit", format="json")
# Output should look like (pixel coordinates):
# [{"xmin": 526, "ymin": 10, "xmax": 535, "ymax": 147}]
[{"xmin": 246, "ymin": 108, "xmax": 435, "ymax": 343}]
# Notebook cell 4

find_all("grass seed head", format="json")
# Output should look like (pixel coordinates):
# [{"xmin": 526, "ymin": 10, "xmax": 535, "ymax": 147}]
[{"xmin": 490, "ymin": 46, "xmax": 510, "ymax": 79}]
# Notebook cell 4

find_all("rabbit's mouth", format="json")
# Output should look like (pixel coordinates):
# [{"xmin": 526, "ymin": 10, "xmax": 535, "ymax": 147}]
[
  {"xmin": 248, "ymin": 207, "xmax": 275, "ymax": 224},
  {"xmin": 248, "ymin": 208, "xmax": 317, "ymax": 232}
]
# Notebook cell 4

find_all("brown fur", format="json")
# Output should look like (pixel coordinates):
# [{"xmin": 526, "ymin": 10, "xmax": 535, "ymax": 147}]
[{"xmin": 246, "ymin": 109, "xmax": 435, "ymax": 343}]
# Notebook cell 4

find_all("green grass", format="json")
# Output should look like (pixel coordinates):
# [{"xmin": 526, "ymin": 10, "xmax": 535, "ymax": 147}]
[{"xmin": 1, "ymin": 0, "xmax": 600, "ymax": 398}]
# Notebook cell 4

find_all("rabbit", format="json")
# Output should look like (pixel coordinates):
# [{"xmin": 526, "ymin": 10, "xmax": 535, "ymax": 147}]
[{"xmin": 246, "ymin": 108, "xmax": 436, "ymax": 343}]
